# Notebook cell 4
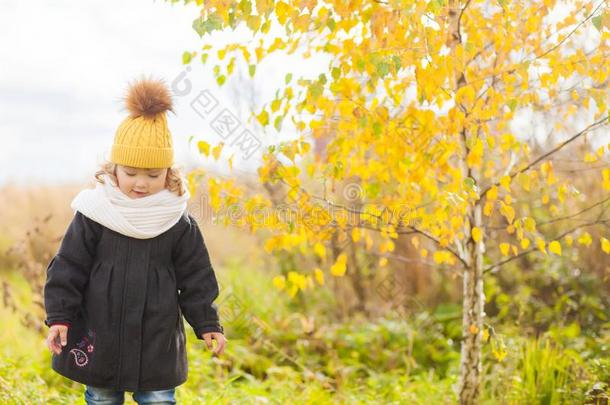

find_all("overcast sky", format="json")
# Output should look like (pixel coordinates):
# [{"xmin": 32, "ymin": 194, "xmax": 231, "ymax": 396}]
[{"xmin": 0, "ymin": 0, "xmax": 327, "ymax": 186}]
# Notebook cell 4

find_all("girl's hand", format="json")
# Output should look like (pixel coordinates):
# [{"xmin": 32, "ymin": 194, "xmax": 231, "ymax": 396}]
[
  {"xmin": 201, "ymin": 332, "xmax": 227, "ymax": 357},
  {"xmin": 46, "ymin": 325, "xmax": 68, "ymax": 355}
]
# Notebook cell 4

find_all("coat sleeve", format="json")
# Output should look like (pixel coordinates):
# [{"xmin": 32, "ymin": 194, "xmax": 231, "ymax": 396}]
[
  {"xmin": 172, "ymin": 214, "xmax": 224, "ymax": 338},
  {"xmin": 43, "ymin": 211, "xmax": 100, "ymax": 328}
]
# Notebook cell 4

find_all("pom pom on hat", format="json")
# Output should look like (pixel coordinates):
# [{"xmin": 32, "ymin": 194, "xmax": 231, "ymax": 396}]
[
  {"xmin": 124, "ymin": 77, "xmax": 174, "ymax": 119},
  {"xmin": 110, "ymin": 76, "xmax": 175, "ymax": 168}
]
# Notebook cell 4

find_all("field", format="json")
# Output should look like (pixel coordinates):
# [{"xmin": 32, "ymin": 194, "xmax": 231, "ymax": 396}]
[{"xmin": 0, "ymin": 182, "xmax": 608, "ymax": 404}]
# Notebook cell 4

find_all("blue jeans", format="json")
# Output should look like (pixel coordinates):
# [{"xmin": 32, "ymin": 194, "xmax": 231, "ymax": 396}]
[{"xmin": 84, "ymin": 385, "xmax": 176, "ymax": 404}]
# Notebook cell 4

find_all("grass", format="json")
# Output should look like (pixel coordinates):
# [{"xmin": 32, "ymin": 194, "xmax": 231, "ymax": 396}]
[{"xmin": 3, "ymin": 258, "xmax": 607, "ymax": 404}]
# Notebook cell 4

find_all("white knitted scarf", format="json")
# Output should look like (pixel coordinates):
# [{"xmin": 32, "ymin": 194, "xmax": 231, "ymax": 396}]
[{"xmin": 70, "ymin": 173, "xmax": 191, "ymax": 239}]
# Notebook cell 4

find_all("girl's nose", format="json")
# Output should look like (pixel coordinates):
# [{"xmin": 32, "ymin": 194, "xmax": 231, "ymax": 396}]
[{"xmin": 134, "ymin": 180, "xmax": 148, "ymax": 190}]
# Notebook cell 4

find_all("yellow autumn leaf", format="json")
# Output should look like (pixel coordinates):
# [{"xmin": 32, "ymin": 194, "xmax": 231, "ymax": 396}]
[
  {"xmin": 600, "ymin": 237, "xmax": 610, "ymax": 254},
  {"xmin": 272, "ymin": 275, "xmax": 286, "ymax": 290},
  {"xmin": 256, "ymin": 109, "xmax": 269, "ymax": 126},
  {"xmin": 466, "ymin": 137, "xmax": 484, "ymax": 169},
  {"xmin": 518, "ymin": 172, "xmax": 531, "ymax": 191},
  {"xmin": 271, "ymin": 99, "xmax": 282, "ymax": 112},
  {"xmin": 484, "ymin": 201, "xmax": 494, "ymax": 216},
  {"xmin": 314, "ymin": 268, "xmax": 324, "ymax": 285},
  {"xmin": 487, "ymin": 186, "xmax": 499, "ymax": 201},
  {"xmin": 578, "ymin": 232, "xmax": 593, "ymax": 246},
  {"xmin": 524, "ymin": 217, "xmax": 537, "ymax": 232},
  {"xmin": 500, "ymin": 202, "xmax": 515, "ymax": 224},
  {"xmin": 212, "ymin": 143, "xmax": 224, "ymax": 160},
  {"xmin": 275, "ymin": 1, "xmax": 291, "ymax": 25},
  {"xmin": 549, "ymin": 240, "xmax": 562, "ymax": 256},
  {"xmin": 584, "ymin": 152, "xmax": 597, "ymax": 162},
  {"xmin": 456, "ymin": 85, "xmax": 475, "ymax": 107},
  {"xmin": 313, "ymin": 242, "xmax": 326, "ymax": 260},
  {"xmin": 520, "ymin": 238, "xmax": 530, "ymax": 249},
  {"xmin": 500, "ymin": 175, "xmax": 511, "ymax": 191},
  {"xmin": 330, "ymin": 253, "xmax": 347, "ymax": 276},
  {"xmin": 492, "ymin": 340, "xmax": 507, "ymax": 362},
  {"xmin": 197, "ymin": 140, "xmax": 210, "ymax": 156},
  {"xmin": 433, "ymin": 250, "xmax": 452, "ymax": 264},
  {"xmin": 472, "ymin": 227, "xmax": 482, "ymax": 242},
  {"xmin": 536, "ymin": 238, "xmax": 546, "ymax": 254},
  {"xmin": 500, "ymin": 243, "xmax": 510, "ymax": 256},
  {"xmin": 288, "ymin": 284, "xmax": 299, "ymax": 297}
]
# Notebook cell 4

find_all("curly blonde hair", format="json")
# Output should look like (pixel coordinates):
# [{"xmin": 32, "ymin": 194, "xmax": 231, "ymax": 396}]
[{"xmin": 94, "ymin": 161, "xmax": 188, "ymax": 197}]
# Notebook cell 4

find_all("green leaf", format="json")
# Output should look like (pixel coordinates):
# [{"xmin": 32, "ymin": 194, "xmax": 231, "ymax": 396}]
[
  {"xmin": 592, "ymin": 15, "xmax": 601, "ymax": 31},
  {"xmin": 192, "ymin": 13, "xmax": 223, "ymax": 37},
  {"xmin": 249, "ymin": 64, "xmax": 256, "ymax": 78},
  {"xmin": 376, "ymin": 62, "xmax": 390, "ymax": 78},
  {"xmin": 464, "ymin": 177, "xmax": 475, "ymax": 189},
  {"xmin": 331, "ymin": 67, "xmax": 341, "ymax": 80},
  {"xmin": 373, "ymin": 121, "xmax": 382, "ymax": 137},
  {"xmin": 508, "ymin": 99, "xmax": 517, "ymax": 112},
  {"xmin": 201, "ymin": 53, "xmax": 208, "ymax": 64},
  {"xmin": 365, "ymin": 182, "xmax": 380, "ymax": 198},
  {"xmin": 358, "ymin": 115, "xmax": 367, "ymax": 129},
  {"xmin": 392, "ymin": 55, "xmax": 401, "ymax": 72},
  {"xmin": 309, "ymin": 82, "xmax": 323, "ymax": 100},
  {"xmin": 285, "ymin": 73, "xmax": 292, "ymax": 84},
  {"xmin": 274, "ymin": 116, "xmax": 283, "ymax": 131},
  {"xmin": 238, "ymin": 0, "xmax": 251, "ymax": 14},
  {"xmin": 228, "ymin": 11, "xmax": 237, "ymax": 29},
  {"xmin": 318, "ymin": 73, "xmax": 327, "ymax": 85},
  {"xmin": 356, "ymin": 58, "xmax": 365, "ymax": 73},
  {"xmin": 182, "ymin": 51, "xmax": 193, "ymax": 65},
  {"xmin": 216, "ymin": 75, "xmax": 226, "ymax": 86}
]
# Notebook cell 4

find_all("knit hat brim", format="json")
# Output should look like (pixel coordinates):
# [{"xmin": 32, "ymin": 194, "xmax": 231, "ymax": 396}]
[{"xmin": 111, "ymin": 144, "xmax": 174, "ymax": 168}]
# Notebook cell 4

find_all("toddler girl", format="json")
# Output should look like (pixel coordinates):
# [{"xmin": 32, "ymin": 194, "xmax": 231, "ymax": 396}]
[{"xmin": 44, "ymin": 77, "xmax": 227, "ymax": 404}]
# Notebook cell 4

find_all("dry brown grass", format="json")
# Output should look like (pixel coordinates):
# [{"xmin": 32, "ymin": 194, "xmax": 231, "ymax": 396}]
[{"xmin": 0, "ymin": 181, "xmax": 262, "ymax": 269}]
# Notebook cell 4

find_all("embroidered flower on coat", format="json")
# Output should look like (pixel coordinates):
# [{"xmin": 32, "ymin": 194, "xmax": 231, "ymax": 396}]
[{"xmin": 69, "ymin": 329, "xmax": 96, "ymax": 367}]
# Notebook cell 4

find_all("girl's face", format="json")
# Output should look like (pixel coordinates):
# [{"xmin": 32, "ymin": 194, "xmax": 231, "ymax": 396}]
[{"xmin": 115, "ymin": 165, "xmax": 168, "ymax": 199}]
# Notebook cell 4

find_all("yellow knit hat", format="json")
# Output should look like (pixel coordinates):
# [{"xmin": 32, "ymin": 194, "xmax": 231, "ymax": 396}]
[{"xmin": 110, "ymin": 77, "xmax": 175, "ymax": 169}]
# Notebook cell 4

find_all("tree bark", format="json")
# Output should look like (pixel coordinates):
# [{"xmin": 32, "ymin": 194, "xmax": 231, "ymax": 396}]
[{"xmin": 457, "ymin": 202, "xmax": 485, "ymax": 404}]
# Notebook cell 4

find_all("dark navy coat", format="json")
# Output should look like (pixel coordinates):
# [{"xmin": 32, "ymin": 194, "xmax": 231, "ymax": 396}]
[{"xmin": 43, "ymin": 210, "xmax": 223, "ymax": 391}]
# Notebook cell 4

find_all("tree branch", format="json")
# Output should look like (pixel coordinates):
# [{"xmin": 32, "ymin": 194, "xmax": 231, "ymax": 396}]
[
  {"xmin": 483, "ymin": 217, "xmax": 610, "ymax": 274},
  {"xmin": 485, "ymin": 195, "xmax": 610, "ymax": 230},
  {"xmin": 456, "ymin": 0, "xmax": 473, "ymax": 44},
  {"xmin": 276, "ymin": 177, "xmax": 470, "ymax": 268},
  {"xmin": 479, "ymin": 116, "xmax": 609, "ymax": 200}
]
